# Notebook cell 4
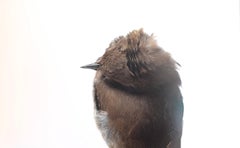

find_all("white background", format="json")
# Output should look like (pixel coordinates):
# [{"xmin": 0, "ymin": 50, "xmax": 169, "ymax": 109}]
[{"xmin": 0, "ymin": 0, "xmax": 239, "ymax": 147}]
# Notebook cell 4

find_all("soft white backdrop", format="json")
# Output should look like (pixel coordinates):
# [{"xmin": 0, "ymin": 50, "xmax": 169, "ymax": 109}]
[{"xmin": 0, "ymin": 0, "xmax": 239, "ymax": 148}]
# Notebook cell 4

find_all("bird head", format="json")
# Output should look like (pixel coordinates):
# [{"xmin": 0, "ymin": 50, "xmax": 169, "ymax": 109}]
[{"xmin": 81, "ymin": 29, "xmax": 180, "ymax": 92}]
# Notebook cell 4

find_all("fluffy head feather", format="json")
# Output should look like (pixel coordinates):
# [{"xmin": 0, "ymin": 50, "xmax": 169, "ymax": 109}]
[{"xmin": 96, "ymin": 29, "xmax": 180, "ymax": 93}]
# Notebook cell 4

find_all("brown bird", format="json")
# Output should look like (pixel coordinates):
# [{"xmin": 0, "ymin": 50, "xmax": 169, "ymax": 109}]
[{"xmin": 81, "ymin": 29, "xmax": 183, "ymax": 148}]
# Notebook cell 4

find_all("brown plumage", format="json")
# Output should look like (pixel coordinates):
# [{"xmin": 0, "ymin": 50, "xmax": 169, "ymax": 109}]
[{"xmin": 81, "ymin": 29, "xmax": 183, "ymax": 148}]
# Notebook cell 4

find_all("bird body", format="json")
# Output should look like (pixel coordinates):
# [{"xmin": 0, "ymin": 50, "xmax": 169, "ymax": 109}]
[{"xmin": 82, "ymin": 29, "xmax": 183, "ymax": 148}]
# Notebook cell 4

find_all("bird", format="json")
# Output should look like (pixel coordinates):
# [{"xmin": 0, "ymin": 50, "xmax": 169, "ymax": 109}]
[{"xmin": 81, "ymin": 29, "xmax": 183, "ymax": 148}]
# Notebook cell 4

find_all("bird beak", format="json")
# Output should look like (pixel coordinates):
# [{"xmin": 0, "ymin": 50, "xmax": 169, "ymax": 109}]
[{"xmin": 81, "ymin": 63, "xmax": 100, "ymax": 70}]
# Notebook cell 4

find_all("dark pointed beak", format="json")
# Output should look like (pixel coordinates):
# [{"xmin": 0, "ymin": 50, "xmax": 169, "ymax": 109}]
[{"xmin": 81, "ymin": 63, "xmax": 100, "ymax": 70}]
